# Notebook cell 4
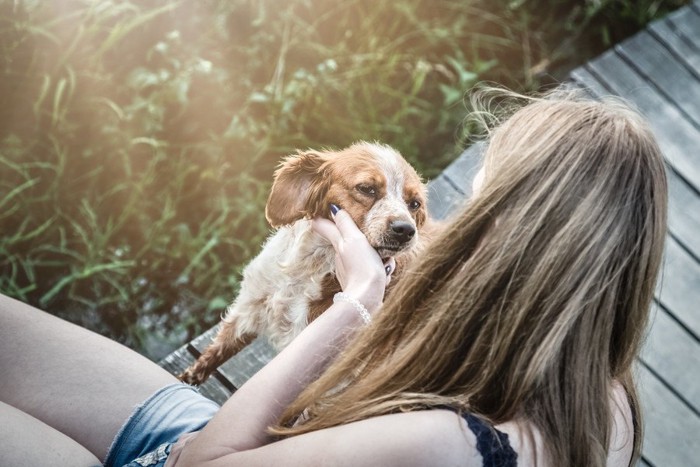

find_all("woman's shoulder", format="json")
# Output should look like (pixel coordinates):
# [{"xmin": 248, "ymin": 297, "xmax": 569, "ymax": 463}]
[
  {"xmin": 355, "ymin": 409, "xmax": 486, "ymax": 467},
  {"xmin": 364, "ymin": 409, "xmax": 520, "ymax": 466}
]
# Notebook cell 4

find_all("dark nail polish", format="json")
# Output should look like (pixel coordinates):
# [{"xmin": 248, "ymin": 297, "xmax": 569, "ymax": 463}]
[{"xmin": 330, "ymin": 204, "xmax": 340, "ymax": 215}]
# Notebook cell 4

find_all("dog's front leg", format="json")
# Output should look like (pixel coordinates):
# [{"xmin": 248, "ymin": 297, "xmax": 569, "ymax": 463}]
[{"xmin": 179, "ymin": 317, "xmax": 257, "ymax": 386}]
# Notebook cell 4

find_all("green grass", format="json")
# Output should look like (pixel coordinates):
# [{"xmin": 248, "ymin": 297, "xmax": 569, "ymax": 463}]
[{"xmin": 0, "ymin": 0, "xmax": 689, "ymax": 359}]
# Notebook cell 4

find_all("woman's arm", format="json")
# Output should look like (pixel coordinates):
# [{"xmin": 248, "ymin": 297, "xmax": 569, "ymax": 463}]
[
  {"xmin": 179, "ymin": 208, "xmax": 393, "ymax": 464},
  {"xmin": 188, "ymin": 409, "xmax": 477, "ymax": 467}
]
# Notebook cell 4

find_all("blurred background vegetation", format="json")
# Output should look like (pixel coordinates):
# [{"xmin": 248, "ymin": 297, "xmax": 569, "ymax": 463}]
[{"xmin": 0, "ymin": 0, "xmax": 689, "ymax": 360}]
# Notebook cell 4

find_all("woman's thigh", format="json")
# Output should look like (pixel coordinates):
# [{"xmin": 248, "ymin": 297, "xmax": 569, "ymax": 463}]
[
  {"xmin": 0, "ymin": 294, "xmax": 178, "ymax": 461},
  {"xmin": 0, "ymin": 401, "xmax": 101, "ymax": 467}
]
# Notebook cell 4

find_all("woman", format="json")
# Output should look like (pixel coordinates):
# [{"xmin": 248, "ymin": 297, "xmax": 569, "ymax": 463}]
[{"xmin": 0, "ymin": 90, "xmax": 667, "ymax": 466}]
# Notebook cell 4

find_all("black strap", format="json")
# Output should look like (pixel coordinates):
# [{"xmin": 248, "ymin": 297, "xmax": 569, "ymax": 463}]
[{"xmin": 463, "ymin": 413, "xmax": 518, "ymax": 467}]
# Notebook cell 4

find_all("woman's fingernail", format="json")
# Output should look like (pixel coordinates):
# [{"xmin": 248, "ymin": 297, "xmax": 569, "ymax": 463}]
[{"xmin": 330, "ymin": 204, "xmax": 340, "ymax": 216}]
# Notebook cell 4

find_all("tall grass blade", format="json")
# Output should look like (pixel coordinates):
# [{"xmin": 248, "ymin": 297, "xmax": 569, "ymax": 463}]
[
  {"xmin": 97, "ymin": 2, "xmax": 180, "ymax": 57},
  {"xmin": 0, "ymin": 178, "xmax": 39, "ymax": 211}
]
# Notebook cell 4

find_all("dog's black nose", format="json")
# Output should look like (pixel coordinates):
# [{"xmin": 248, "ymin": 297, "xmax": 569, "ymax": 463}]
[{"xmin": 390, "ymin": 220, "xmax": 416, "ymax": 244}]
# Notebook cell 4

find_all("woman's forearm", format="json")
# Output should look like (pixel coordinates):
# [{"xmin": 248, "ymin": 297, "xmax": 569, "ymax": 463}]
[{"xmin": 179, "ymin": 301, "xmax": 367, "ymax": 463}]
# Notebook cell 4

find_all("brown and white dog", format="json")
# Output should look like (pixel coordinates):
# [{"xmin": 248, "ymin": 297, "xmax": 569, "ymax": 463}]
[{"xmin": 179, "ymin": 142, "xmax": 428, "ymax": 385}]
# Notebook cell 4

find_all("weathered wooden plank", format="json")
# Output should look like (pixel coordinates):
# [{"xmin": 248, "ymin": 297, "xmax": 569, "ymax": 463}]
[
  {"xmin": 569, "ymin": 66, "xmax": 609, "ymax": 98},
  {"xmin": 641, "ymin": 303, "xmax": 700, "ymax": 411},
  {"xmin": 667, "ymin": 3, "xmax": 700, "ymax": 52},
  {"xmin": 159, "ymin": 345, "xmax": 232, "ymax": 405},
  {"xmin": 637, "ymin": 364, "xmax": 700, "ymax": 467},
  {"xmin": 574, "ymin": 52, "xmax": 700, "ymax": 193},
  {"xmin": 650, "ymin": 15, "xmax": 700, "ymax": 75},
  {"xmin": 426, "ymin": 174, "xmax": 465, "ymax": 221},
  {"xmin": 188, "ymin": 328, "xmax": 278, "ymax": 390},
  {"xmin": 189, "ymin": 325, "xmax": 219, "ymax": 350},
  {"xmin": 217, "ymin": 337, "xmax": 278, "ymax": 389},
  {"xmin": 655, "ymin": 235, "xmax": 700, "ymax": 339},
  {"xmin": 666, "ymin": 167, "xmax": 700, "ymax": 261},
  {"xmin": 441, "ymin": 142, "xmax": 484, "ymax": 197},
  {"xmin": 615, "ymin": 31, "xmax": 700, "ymax": 126}
]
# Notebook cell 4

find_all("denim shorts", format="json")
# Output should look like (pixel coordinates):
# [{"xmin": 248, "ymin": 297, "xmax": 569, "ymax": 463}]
[{"xmin": 104, "ymin": 383, "xmax": 220, "ymax": 467}]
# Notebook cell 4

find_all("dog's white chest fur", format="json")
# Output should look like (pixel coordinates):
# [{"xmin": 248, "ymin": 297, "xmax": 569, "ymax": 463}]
[{"xmin": 222, "ymin": 219, "xmax": 335, "ymax": 350}]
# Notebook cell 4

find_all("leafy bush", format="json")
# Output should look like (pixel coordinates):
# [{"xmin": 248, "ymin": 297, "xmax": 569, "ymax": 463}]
[{"xmin": 0, "ymin": 0, "xmax": 688, "ymax": 359}]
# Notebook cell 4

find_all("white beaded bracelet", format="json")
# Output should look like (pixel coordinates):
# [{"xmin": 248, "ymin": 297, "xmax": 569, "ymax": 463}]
[{"xmin": 333, "ymin": 292, "xmax": 372, "ymax": 325}]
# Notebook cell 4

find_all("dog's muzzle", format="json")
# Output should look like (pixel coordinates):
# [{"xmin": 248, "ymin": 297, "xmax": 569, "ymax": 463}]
[
  {"xmin": 389, "ymin": 220, "xmax": 416, "ymax": 244},
  {"xmin": 374, "ymin": 220, "xmax": 417, "ymax": 258}
]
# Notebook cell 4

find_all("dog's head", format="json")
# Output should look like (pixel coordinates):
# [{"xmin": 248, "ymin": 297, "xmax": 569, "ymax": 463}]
[{"xmin": 265, "ymin": 141, "xmax": 428, "ymax": 259}]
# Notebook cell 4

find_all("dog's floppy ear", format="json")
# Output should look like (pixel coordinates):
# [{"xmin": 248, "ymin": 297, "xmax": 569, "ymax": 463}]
[{"xmin": 265, "ymin": 150, "xmax": 331, "ymax": 227}]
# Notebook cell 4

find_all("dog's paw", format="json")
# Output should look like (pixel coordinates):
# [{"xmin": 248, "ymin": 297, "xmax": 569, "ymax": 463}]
[{"xmin": 178, "ymin": 368, "xmax": 205, "ymax": 386}]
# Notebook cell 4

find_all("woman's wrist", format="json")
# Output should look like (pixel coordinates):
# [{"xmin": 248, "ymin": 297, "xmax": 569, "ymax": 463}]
[
  {"xmin": 341, "ymin": 282, "xmax": 384, "ymax": 314},
  {"xmin": 333, "ymin": 292, "xmax": 372, "ymax": 324}
]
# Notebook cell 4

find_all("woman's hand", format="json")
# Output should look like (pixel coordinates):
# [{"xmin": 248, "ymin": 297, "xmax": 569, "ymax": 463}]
[{"xmin": 312, "ymin": 205, "xmax": 395, "ymax": 313}]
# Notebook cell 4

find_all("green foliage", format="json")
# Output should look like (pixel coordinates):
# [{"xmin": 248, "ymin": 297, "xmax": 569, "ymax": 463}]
[{"xmin": 0, "ymin": 0, "xmax": 688, "ymax": 359}]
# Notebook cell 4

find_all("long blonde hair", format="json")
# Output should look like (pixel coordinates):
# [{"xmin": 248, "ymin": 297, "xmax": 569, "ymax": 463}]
[{"xmin": 271, "ymin": 89, "xmax": 668, "ymax": 466}]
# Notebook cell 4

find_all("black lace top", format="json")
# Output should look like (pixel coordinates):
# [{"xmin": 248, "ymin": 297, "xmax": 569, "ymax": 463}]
[{"xmin": 461, "ymin": 412, "xmax": 518, "ymax": 466}]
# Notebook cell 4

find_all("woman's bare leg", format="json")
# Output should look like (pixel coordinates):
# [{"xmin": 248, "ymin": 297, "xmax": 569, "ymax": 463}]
[
  {"xmin": 0, "ymin": 294, "xmax": 178, "ymax": 461},
  {"xmin": 0, "ymin": 401, "xmax": 101, "ymax": 467}
]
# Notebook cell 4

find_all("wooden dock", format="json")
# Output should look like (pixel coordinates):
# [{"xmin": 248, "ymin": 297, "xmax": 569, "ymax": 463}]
[{"xmin": 160, "ymin": 3, "xmax": 700, "ymax": 465}]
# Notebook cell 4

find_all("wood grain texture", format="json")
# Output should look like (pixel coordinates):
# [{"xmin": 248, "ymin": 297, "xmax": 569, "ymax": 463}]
[
  {"xmin": 641, "ymin": 304, "xmax": 700, "ymax": 411},
  {"xmin": 615, "ymin": 30, "xmax": 700, "ymax": 126},
  {"xmin": 655, "ymin": 235, "xmax": 700, "ymax": 338},
  {"xmin": 649, "ymin": 12, "xmax": 700, "ymax": 75},
  {"xmin": 637, "ymin": 364, "xmax": 700, "ymax": 467},
  {"xmin": 426, "ymin": 174, "xmax": 465, "ymax": 221},
  {"xmin": 666, "ymin": 167, "xmax": 700, "ymax": 260},
  {"xmin": 441, "ymin": 142, "xmax": 484, "ymax": 197}
]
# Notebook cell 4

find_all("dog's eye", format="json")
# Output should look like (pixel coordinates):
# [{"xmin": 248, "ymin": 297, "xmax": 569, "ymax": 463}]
[
  {"xmin": 408, "ymin": 200, "xmax": 421, "ymax": 210},
  {"xmin": 356, "ymin": 184, "xmax": 377, "ymax": 197}
]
